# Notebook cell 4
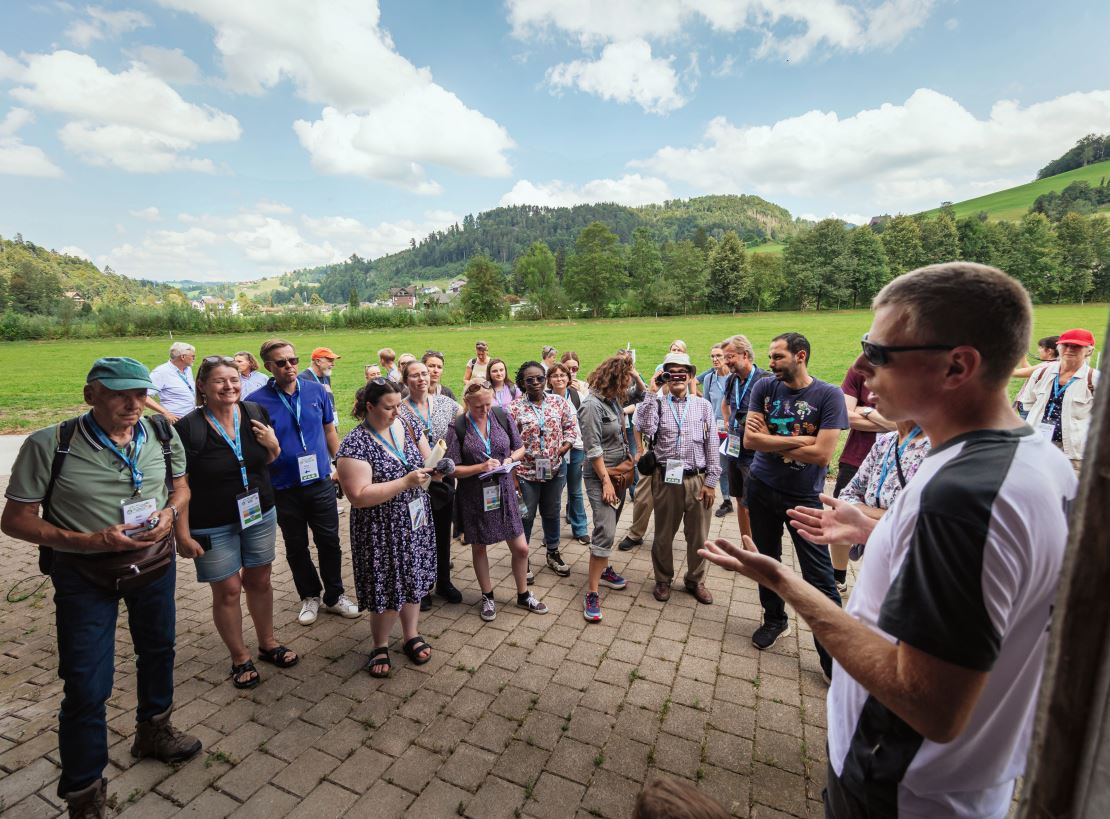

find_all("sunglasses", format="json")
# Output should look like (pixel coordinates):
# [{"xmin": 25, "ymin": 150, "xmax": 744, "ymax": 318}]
[
  {"xmin": 565, "ymin": 365, "xmax": 579, "ymax": 373},
  {"xmin": 203, "ymin": 355, "xmax": 236, "ymax": 365},
  {"xmin": 860, "ymin": 334, "xmax": 955, "ymax": 366},
  {"xmin": 524, "ymin": 375, "xmax": 546, "ymax": 385},
  {"xmin": 268, "ymin": 357, "xmax": 299, "ymax": 368},
  {"xmin": 465, "ymin": 380, "xmax": 493, "ymax": 394}
]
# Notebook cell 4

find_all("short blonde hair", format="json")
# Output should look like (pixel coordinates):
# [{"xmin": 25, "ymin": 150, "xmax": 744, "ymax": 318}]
[{"xmin": 721, "ymin": 334, "xmax": 753, "ymax": 359}]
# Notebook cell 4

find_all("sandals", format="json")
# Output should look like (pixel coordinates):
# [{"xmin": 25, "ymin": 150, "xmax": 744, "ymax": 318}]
[
  {"xmin": 402, "ymin": 635, "xmax": 432, "ymax": 665},
  {"xmin": 258, "ymin": 645, "xmax": 299, "ymax": 668},
  {"xmin": 230, "ymin": 659, "xmax": 260, "ymax": 689},
  {"xmin": 367, "ymin": 646, "xmax": 392, "ymax": 678}
]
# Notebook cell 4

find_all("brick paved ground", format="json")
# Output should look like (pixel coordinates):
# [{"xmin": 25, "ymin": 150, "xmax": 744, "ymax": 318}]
[{"xmin": 0, "ymin": 473, "xmax": 837, "ymax": 818}]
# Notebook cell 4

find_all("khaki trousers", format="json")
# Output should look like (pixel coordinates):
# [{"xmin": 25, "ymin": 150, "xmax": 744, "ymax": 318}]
[
  {"xmin": 650, "ymin": 471, "xmax": 709, "ymax": 586},
  {"xmin": 627, "ymin": 470, "xmax": 654, "ymax": 541}
]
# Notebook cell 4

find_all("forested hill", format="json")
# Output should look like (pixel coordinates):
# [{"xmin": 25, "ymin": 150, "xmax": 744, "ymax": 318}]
[
  {"xmin": 291, "ymin": 194, "xmax": 798, "ymax": 304},
  {"xmin": 0, "ymin": 233, "xmax": 169, "ymax": 313}
]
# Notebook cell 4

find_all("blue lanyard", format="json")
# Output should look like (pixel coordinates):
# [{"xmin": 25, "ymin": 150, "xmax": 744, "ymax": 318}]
[
  {"xmin": 527, "ymin": 398, "xmax": 546, "ymax": 435},
  {"xmin": 730, "ymin": 370, "xmax": 756, "ymax": 430},
  {"xmin": 666, "ymin": 395, "xmax": 688, "ymax": 444},
  {"xmin": 87, "ymin": 413, "xmax": 146, "ymax": 493},
  {"xmin": 408, "ymin": 397, "xmax": 433, "ymax": 436},
  {"xmin": 304, "ymin": 369, "xmax": 321, "ymax": 383},
  {"xmin": 175, "ymin": 367, "xmax": 192, "ymax": 391},
  {"xmin": 274, "ymin": 384, "xmax": 307, "ymax": 451},
  {"xmin": 874, "ymin": 427, "xmax": 922, "ymax": 501},
  {"xmin": 468, "ymin": 414, "xmax": 492, "ymax": 458},
  {"xmin": 204, "ymin": 406, "xmax": 248, "ymax": 491},
  {"xmin": 1052, "ymin": 374, "xmax": 1077, "ymax": 401},
  {"xmin": 369, "ymin": 424, "xmax": 408, "ymax": 467}
]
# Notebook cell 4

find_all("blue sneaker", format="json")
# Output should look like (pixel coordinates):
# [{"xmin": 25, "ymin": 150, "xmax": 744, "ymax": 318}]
[
  {"xmin": 583, "ymin": 592, "xmax": 602, "ymax": 623},
  {"xmin": 600, "ymin": 566, "xmax": 626, "ymax": 590}
]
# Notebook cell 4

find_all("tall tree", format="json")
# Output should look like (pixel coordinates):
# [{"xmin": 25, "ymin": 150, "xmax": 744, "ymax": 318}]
[
  {"xmin": 565, "ymin": 222, "xmax": 625, "ymax": 318},
  {"xmin": 1055, "ymin": 212, "xmax": 1096, "ymax": 302},
  {"xmin": 626, "ymin": 227, "xmax": 668, "ymax": 315},
  {"xmin": 919, "ymin": 213, "xmax": 960, "ymax": 264},
  {"xmin": 514, "ymin": 241, "xmax": 564, "ymax": 318},
  {"xmin": 881, "ymin": 215, "xmax": 925, "ymax": 276},
  {"xmin": 705, "ymin": 231, "xmax": 748, "ymax": 311},
  {"xmin": 348, "ymin": 287, "xmax": 359, "ymax": 309},
  {"xmin": 1008, "ymin": 213, "xmax": 1062, "ymax": 302},
  {"xmin": 844, "ymin": 226, "xmax": 889, "ymax": 307},
  {"xmin": 784, "ymin": 220, "xmax": 850, "ymax": 310},
  {"xmin": 957, "ymin": 217, "xmax": 993, "ymax": 264},
  {"xmin": 663, "ymin": 240, "xmax": 707, "ymax": 315},
  {"xmin": 749, "ymin": 253, "xmax": 786, "ymax": 311},
  {"xmin": 460, "ymin": 255, "xmax": 508, "ymax": 321}
]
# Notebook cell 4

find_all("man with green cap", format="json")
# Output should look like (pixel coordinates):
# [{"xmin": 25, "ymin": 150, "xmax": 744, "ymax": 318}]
[{"xmin": 1, "ymin": 357, "xmax": 201, "ymax": 818}]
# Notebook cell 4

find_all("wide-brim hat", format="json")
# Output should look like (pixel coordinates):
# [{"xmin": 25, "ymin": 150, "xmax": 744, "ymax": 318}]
[
  {"xmin": 661, "ymin": 352, "xmax": 697, "ymax": 374},
  {"xmin": 87, "ymin": 357, "xmax": 155, "ymax": 391},
  {"xmin": 1058, "ymin": 328, "xmax": 1095, "ymax": 348}
]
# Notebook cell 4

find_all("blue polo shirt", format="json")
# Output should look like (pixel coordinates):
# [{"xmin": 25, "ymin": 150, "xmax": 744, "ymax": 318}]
[{"xmin": 249, "ymin": 378, "xmax": 335, "ymax": 491}]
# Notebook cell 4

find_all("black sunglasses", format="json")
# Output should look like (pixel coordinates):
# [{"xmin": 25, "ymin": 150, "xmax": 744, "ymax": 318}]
[
  {"xmin": 269, "ymin": 357, "xmax": 299, "ymax": 368},
  {"xmin": 860, "ymin": 334, "xmax": 955, "ymax": 366},
  {"xmin": 523, "ymin": 375, "xmax": 546, "ymax": 385}
]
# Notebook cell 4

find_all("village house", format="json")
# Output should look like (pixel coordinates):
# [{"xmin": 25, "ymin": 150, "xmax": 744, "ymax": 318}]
[{"xmin": 389, "ymin": 286, "xmax": 416, "ymax": 308}]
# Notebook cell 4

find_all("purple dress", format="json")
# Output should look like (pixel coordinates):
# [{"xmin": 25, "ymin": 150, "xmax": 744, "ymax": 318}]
[
  {"xmin": 446, "ymin": 413, "xmax": 524, "ymax": 546},
  {"xmin": 338, "ymin": 422, "xmax": 435, "ymax": 613}
]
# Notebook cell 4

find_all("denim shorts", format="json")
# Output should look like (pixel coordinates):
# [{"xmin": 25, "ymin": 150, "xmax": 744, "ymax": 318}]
[{"xmin": 191, "ymin": 506, "xmax": 277, "ymax": 583}]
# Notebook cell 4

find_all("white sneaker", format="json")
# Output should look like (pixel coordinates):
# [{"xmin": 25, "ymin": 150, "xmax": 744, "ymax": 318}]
[
  {"xmin": 321, "ymin": 594, "xmax": 360, "ymax": 618},
  {"xmin": 298, "ymin": 597, "xmax": 321, "ymax": 625},
  {"xmin": 480, "ymin": 596, "xmax": 497, "ymax": 622}
]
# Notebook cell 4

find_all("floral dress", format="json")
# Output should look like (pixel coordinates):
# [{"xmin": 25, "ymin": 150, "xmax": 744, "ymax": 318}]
[
  {"xmin": 338, "ymin": 421, "xmax": 435, "ymax": 613},
  {"xmin": 446, "ymin": 412, "xmax": 524, "ymax": 546}
]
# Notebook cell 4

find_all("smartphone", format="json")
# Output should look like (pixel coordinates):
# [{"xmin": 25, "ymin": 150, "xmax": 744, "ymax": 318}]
[
  {"xmin": 193, "ymin": 533, "xmax": 213, "ymax": 552},
  {"xmin": 123, "ymin": 518, "xmax": 158, "ymax": 538}
]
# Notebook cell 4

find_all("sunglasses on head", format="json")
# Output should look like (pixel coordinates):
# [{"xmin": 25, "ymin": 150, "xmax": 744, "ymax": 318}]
[
  {"xmin": 860, "ymin": 334, "xmax": 955, "ymax": 366},
  {"xmin": 203, "ymin": 355, "xmax": 236, "ymax": 365},
  {"xmin": 269, "ymin": 356, "xmax": 299, "ymax": 368}
]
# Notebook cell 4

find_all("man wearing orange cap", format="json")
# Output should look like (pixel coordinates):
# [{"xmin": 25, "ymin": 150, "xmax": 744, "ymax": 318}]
[
  {"xmin": 1022, "ymin": 327, "xmax": 1099, "ymax": 474},
  {"xmin": 299, "ymin": 347, "xmax": 341, "ymax": 425}
]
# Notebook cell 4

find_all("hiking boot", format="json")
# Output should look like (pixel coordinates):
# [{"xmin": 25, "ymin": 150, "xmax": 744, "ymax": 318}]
[
  {"xmin": 546, "ymin": 549, "xmax": 571, "ymax": 576},
  {"xmin": 652, "ymin": 581, "xmax": 671, "ymax": 602},
  {"xmin": 436, "ymin": 581, "xmax": 463, "ymax": 604},
  {"xmin": 63, "ymin": 778, "xmax": 106, "ymax": 819},
  {"xmin": 752, "ymin": 619, "xmax": 790, "ymax": 651},
  {"xmin": 131, "ymin": 707, "xmax": 202, "ymax": 764}
]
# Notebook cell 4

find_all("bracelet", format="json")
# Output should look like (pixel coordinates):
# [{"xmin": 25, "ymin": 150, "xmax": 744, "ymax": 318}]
[{"xmin": 167, "ymin": 504, "xmax": 179, "ymax": 522}]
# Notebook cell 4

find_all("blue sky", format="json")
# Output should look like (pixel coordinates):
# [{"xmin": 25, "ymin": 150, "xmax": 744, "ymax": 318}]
[{"xmin": 2, "ymin": 0, "xmax": 1109, "ymax": 282}]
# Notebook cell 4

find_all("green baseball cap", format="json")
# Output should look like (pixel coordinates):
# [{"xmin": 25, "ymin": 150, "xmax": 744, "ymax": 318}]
[{"xmin": 86, "ymin": 357, "xmax": 155, "ymax": 391}]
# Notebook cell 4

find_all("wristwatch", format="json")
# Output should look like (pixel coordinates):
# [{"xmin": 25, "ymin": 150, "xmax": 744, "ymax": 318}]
[{"xmin": 860, "ymin": 407, "xmax": 874, "ymax": 418}]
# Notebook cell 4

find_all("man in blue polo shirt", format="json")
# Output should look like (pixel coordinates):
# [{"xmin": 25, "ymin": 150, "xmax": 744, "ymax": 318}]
[{"xmin": 250, "ymin": 339, "xmax": 359, "ymax": 625}]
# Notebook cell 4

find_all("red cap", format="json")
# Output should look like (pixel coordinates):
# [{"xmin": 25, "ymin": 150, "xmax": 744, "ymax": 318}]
[
  {"xmin": 1058, "ymin": 329, "xmax": 1095, "ymax": 348},
  {"xmin": 311, "ymin": 347, "xmax": 341, "ymax": 360}
]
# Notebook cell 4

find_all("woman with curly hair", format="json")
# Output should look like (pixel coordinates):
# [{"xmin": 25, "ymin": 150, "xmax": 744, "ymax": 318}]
[{"xmin": 577, "ymin": 355, "xmax": 633, "ymax": 622}]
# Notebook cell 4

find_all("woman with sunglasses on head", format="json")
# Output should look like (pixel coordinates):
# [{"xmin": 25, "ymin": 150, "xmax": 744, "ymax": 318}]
[
  {"xmin": 173, "ymin": 356, "xmax": 297, "ymax": 689},
  {"xmin": 398, "ymin": 359, "xmax": 463, "ymax": 609},
  {"xmin": 422, "ymin": 350, "xmax": 457, "ymax": 401},
  {"xmin": 487, "ymin": 358, "xmax": 519, "ymax": 410},
  {"xmin": 447, "ymin": 381, "xmax": 548, "ymax": 621},
  {"xmin": 336, "ymin": 378, "xmax": 444, "ymax": 676},
  {"xmin": 511, "ymin": 361, "xmax": 579, "ymax": 579},
  {"xmin": 547, "ymin": 363, "xmax": 590, "ymax": 545},
  {"xmin": 559, "ymin": 351, "xmax": 588, "ymax": 396}
]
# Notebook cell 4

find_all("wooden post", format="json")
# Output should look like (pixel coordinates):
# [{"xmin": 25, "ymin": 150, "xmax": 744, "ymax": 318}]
[{"xmin": 1019, "ymin": 314, "xmax": 1110, "ymax": 818}]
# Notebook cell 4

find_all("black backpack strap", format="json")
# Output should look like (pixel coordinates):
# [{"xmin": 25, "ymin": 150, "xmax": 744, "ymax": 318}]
[
  {"xmin": 38, "ymin": 417, "xmax": 79, "ymax": 575},
  {"xmin": 147, "ymin": 414, "xmax": 175, "ymax": 491},
  {"xmin": 491, "ymin": 405, "xmax": 514, "ymax": 440}
]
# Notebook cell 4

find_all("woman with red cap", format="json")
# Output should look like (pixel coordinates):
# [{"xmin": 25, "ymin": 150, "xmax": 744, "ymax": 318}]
[{"xmin": 1022, "ymin": 328, "xmax": 1099, "ymax": 473}]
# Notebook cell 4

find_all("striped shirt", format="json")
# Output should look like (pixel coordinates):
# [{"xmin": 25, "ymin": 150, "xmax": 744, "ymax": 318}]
[{"xmin": 633, "ymin": 394, "xmax": 722, "ymax": 488}]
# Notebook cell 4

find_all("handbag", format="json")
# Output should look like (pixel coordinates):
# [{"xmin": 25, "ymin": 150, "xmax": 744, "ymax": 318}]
[
  {"xmin": 604, "ymin": 398, "xmax": 635, "ymax": 495},
  {"xmin": 39, "ymin": 415, "xmax": 177, "ymax": 594}
]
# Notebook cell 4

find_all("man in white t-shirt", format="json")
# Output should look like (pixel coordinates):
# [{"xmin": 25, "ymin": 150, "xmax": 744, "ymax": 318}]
[{"xmin": 700, "ymin": 262, "xmax": 1077, "ymax": 819}]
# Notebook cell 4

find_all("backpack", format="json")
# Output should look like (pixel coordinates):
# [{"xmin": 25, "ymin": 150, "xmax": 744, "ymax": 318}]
[
  {"xmin": 37, "ymin": 414, "xmax": 175, "ymax": 575},
  {"xmin": 1032, "ymin": 365, "xmax": 1095, "ymax": 393},
  {"xmin": 452, "ymin": 406, "xmax": 515, "ymax": 466}
]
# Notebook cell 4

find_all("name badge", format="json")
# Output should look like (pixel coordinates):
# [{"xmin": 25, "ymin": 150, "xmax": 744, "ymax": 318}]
[
  {"xmin": 534, "ymin": 457, "xmax": 552, "ymax": 481},
  {"xmin": 1037, "ymin": 422, "xmax": 1056, "ymax": 441},
  {"xmin": 726, "ymin": 434, "xmax": 743, "ymax": 457},
  {"xmin": 664, "ymin": 458, "xmax": 684, "ymax": 485},
  {"xmin": 409, "ymin": 497, "xmax": 428, "ymax": 531},
  {"xmin": 298, "ymin": 453, "xmax": 320, "ymax": 483},
  {"xmin": 121, "ymin": 496, "xmax": 158, "ymax": 525},
  {"xmin": 483, "ymin": 483, "xmax": 501, "ymax": 511},
  {"xmin": 237, "ymin": 490, "xmax": 263, "ymax": 529},
  {"xmin": 716, "ymin": 419, "xmax": 726, "ymax": 434}
]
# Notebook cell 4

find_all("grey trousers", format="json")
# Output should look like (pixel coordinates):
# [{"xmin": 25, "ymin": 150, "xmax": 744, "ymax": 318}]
[{"xmin": 584, "ymin": 472, "xmax": 626, "ymax": 558}]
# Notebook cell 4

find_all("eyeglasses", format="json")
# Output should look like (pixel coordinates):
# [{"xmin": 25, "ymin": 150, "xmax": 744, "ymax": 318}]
[
  {"xmin": 860, "ymin": 334, "xmax": 955, "ymax": 366},
  {"xmin": 202, "ymin": 355, "xmax": 236, "ymax": 365},
  {"xmin": 565, "ymin": 365, "xmax": 579, "ymax": 374},
  {"xmin": 523, "ymin": 375, "xmax": 546, "ymax": 385},
  {"xmin": 268, "ymin": 356, "xmax": 299, "ymax": 368}
]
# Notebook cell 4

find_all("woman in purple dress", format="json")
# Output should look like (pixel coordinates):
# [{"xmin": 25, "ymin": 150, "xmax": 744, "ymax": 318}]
[
  {"xmin": 447, "ymin": 381, "xmax": 548, "ymax": 622},
  {"xmin": 336, "ymin": 379, "xmax": 442, "ymax": 677}
]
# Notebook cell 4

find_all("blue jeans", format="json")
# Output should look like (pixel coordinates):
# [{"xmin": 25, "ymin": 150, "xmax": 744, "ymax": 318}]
[
  {"xmin": 746, "ymin": 475, "xmax": 841, "ymax": 677},
  {"xmin": 53, "ymin": 558, "xmax": 177, "ymax": 795},
  {"xmin": 191, "ymin": 506, "xmax": 278, "ymax": 583},
  {"xmin": 565, "ymin": 449, "xmax": 588, "ymax": 538},
  {"xmin": 520, "ymin": 462, "xmax": 567, "ymax": 551}
]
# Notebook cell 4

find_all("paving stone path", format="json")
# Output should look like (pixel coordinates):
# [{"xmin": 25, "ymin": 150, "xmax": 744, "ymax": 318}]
[{"xmin": 0, "ymin": 474, "xmax": 835, "ymax": 818}]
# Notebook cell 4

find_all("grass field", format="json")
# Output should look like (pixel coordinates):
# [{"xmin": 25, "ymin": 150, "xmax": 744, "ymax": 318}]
[
  {"xmin": 750, "ymin": 241, "xmax": 785, "ymax": 254},
  {"xmin": 1, "ymin": 304, "xmax": 1106, "ymax": 434},
  {"xmin": 921, "ymin": 160, "xmax": 1110, "ymax": 222}
]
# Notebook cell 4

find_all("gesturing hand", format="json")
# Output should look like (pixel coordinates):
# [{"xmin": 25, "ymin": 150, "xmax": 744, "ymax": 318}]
[
  {"xmin": 786, "ymin": 493, "xmax": 876, "ymax": 546},
  {"xmin": 698, "ymin": 536, "xmax": 792, "ymax": 592},
  {"xmin": 250, "ymin": 419, "xmax": 278, "ymax": 449}
]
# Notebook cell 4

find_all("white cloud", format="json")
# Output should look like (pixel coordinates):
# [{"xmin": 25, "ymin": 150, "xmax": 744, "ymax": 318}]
[
  {"xmin": 945, "ymin": 17, "xmax": 959, "ymax": 30},
  {"xmin": 500, "ymin": 174, "xmax": 671, "ymax": 207},
  {"xmin": 9, "ymin": 50, "xmax": 240, "ymax": 172},
  {"xmin": 0, "ymin": 107, "xmax": 63, "ymax": 178},
  {"xmin": 0, "ymin": 51, "xmax": 23, "ymax": 81},
  {"xmin": 546, "ymin": 39, "xmax": 685, "ymax": 114},
  {"xmin": 126, "ymin": 45, "xmax": 201, "ymax": 85},
  {"xmin": 157, "ymin": 0, "xmax": 514, "ymax": 191},
  {"xmin": 59, "ymin": 245, "xmax": 91, "ymax": 260},
  {"xmin": 255, "ymin": 200, "xmax": 293, "ymax": 215},
  {"xmin": 129, "ymin": 206, "xmax": 161, "ymax": 221},
  {"xmin": 65, "ymin": 5, "xmax": 151, "ymax": 47},
  {"xmin": 302, "ymin": 210, "xmax": 461, "ymax": 259},
  {"xmin": 635, "ymin": 88, "xmax": 1110, "ymax": 214}
]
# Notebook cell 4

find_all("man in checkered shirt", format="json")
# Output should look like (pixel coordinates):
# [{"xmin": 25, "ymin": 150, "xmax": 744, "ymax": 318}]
[{"xmin": 633, "ymin": 352, "xmax": 721, "ymax": 605}]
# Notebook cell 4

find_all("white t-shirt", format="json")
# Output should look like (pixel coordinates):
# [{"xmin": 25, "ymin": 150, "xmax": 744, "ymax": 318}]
[{"xmin": 827, "ymin": 426, "xmax": 1076, "ymax": 819}]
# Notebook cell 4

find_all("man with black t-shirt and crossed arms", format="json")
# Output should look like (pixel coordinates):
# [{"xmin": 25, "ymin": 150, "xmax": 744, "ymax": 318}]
[{"xmin": 701, "ymin": 263, "xmax": 1077, "ymax": 819}]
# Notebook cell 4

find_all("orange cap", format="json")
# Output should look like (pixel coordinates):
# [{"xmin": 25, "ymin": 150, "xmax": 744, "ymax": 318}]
[{"xmin": 311, "ymin": 347, "xmax": 341, "ymax": 360}]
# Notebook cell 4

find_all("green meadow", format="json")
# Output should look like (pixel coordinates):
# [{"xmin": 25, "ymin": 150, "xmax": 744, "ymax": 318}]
[{"xmin": 1, "ymin": 304, "xmax": 1106, "ymax": 434}]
